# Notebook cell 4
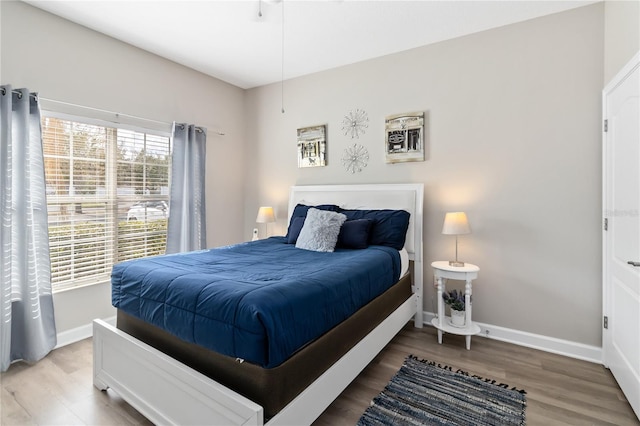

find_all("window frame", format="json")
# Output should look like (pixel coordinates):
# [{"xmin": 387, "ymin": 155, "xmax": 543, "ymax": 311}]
[{"xmin": 41, "ymin": 110, "xmax": 172, "ymax": 293}]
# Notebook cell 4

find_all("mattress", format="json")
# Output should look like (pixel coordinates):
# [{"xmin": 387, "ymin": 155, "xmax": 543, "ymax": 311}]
[
  {"xmin": 111, "ymin": 236, "xmax": 401, "ymax": 368},
  {"xmin": 116, "ymin": 273, "xmax": 412, "ymax": 419}
]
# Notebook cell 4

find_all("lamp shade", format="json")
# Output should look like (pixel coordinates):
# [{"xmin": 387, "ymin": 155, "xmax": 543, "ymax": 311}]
[
  {"xmin": 442, "ymin": 212, "xmax": 471, "ymax": 235},
  {"xmin": 256, "ymin": 206, "xmax": 276, "ymax": 223}
]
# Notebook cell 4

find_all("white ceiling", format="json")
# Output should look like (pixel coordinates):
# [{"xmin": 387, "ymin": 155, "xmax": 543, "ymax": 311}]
[{"xmin": 24, "ymin": 0, "xmax": 597, "ymax": 89}]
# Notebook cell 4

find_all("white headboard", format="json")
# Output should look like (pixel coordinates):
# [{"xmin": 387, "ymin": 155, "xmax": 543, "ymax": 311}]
[
  {"xmin": 289, "ymin": 183, "xmax": 425, "ymax": 327},
  {"xmin": 288, "ymin": 183, "xmax": 424, "ymax": 261}
]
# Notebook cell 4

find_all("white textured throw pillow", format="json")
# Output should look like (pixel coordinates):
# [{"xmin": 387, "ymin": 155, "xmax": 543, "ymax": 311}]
[{"xmin": 295, "ymin": 208, "xmax": 347, "ymax": 252}]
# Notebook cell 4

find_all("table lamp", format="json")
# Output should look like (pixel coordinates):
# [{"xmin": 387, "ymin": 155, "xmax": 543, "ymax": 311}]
[
  {"xmin": 442, "ymin": 212, "xmax": 471, "ymax": 267},
  {"xmin": 256, "ymin": 206, "xmax": 276, "ymax": 239}
]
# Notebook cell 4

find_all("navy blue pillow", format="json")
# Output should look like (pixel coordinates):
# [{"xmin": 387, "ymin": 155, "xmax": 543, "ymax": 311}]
[
  {"xmin": 285, "ymin": 204, "xmax": 340, "ymax": 241},
  {"xmin": 286, "ymin": 216, "xmax": 305, "ymax": 244},
  {"xmin": 339, "ymin": 209, "xmax": 410, "ymax": 250},
  {"xmin": 337, "ymin": 219, "xmax": 373, "ymax": 249}
]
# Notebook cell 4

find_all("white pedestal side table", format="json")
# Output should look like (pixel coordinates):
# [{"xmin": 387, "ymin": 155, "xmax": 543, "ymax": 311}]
[{"xmin": 431, "ymin": 261, "xmax": 481, "ymax": 350}]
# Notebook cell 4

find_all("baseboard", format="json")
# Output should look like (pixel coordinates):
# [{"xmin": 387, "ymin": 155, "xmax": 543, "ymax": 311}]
[
  {"xmin": 422, "ymin": 311, "xmax": 602, "ymax": 364},
  {"xmin": 55, "ymin": 316, "xmax": 116, "ymax": 349},
  {"xmin": 55, "ymin": 313, "xmax": 602, "ymax": 364}
]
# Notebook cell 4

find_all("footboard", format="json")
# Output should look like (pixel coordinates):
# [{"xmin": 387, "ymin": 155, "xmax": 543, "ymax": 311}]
[
  {"xmin": 93, "ymin": 293, "xmax": 417, "ymax": 426},
  {"xmin": 93, "ymin": 319, "xmax": 263, "ymax": 425}
]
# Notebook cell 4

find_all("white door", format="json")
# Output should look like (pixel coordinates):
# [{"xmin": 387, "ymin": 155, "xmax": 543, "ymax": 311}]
[{"xmin": 603, "ymin": 51, "xmax": 640, "ymax": 420}]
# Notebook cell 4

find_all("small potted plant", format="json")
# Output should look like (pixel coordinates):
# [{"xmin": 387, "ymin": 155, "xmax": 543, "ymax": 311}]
[{"xmin": 443, "ymin": 289, "xmax": 466, "ymax": 327}]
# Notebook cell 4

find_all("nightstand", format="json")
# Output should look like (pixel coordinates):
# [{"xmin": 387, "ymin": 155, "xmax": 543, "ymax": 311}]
[{"xmin": 431, "ymin": 261, "xmax": 481, "ymax": 350}]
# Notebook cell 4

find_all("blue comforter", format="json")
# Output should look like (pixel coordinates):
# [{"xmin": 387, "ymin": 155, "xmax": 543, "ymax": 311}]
[{"xmin": 112, "ymin": 237, "xmax": 401, "ymax": 368}]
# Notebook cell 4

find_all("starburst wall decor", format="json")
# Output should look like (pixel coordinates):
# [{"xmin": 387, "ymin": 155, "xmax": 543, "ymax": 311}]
[
  {"xmin": 342, "ymin": 143, "xmax": 369, "ymax": 173},
  {"xmin": 341, "ymin": 109, "xmax": 369, "ymax": 139}
]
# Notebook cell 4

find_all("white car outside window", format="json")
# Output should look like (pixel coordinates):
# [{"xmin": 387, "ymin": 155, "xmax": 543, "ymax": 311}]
[{"xmin": 127, "ymin": 201, "xmax": 168, "ymax": 221}]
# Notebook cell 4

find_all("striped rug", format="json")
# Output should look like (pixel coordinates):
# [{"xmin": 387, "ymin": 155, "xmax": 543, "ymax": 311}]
[{"xmin": 357, "ymin": 355, "xmax": 526, "ymax": 426}]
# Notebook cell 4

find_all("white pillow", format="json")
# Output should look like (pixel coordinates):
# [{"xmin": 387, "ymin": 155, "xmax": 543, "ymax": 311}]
[{"xmin": 295, "ymin": 208, "xmax": 347, "ymax": 252}]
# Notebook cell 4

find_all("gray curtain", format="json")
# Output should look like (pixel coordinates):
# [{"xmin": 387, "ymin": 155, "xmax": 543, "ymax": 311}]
[
  {"xmin": 166, "ymin": 123, "xmax": 207, "ymax": 254},
  {"xmin": 0, "ymin": 86, "xmax": 56, "ymax": 372}
]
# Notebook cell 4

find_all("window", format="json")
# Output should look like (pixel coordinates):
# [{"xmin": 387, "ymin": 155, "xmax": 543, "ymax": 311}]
[{"xmin": 42, "ymin": 115, "xmax": 171, "ymax": 292}]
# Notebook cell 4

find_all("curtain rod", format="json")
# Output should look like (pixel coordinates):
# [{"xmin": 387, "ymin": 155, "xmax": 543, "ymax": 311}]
[
  {"xmin": 36, "ymin": 95, "xmax": 225, "ymax": 136},
  {"xmin": 39, "ymin": 96, "xmax": 172, "ymax": 127},
  {"xmin": 0, "ymin": 90, "xmax": 225, "ymax": 136}
]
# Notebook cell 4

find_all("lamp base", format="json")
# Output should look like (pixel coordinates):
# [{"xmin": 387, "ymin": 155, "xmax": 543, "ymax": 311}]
[{"xmin": 448, "ymin": 260, "xmax": 465, "ymax": 267}]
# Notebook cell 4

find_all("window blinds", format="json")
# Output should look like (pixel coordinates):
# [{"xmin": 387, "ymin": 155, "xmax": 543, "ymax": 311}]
[{"xmin": 41, "ymin": 116, "xmax": 171, "ymax": 291}]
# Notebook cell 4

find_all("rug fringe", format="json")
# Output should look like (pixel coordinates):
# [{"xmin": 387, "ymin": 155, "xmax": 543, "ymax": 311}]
[{"xmin": 407, "ymin": 354, "xmax": 527, "ymax": 395}]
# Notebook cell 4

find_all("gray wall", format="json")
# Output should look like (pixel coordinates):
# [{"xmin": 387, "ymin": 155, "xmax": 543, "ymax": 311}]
[
  {"xmin": 1, "ymin": 1, "xmax": 247, "ymax": 333},
  {"xmin": 604, "ymin": 0, "xmax": 640, "ymax": 84},
  {"xmin": 245, "ymin": 4, "xmax": 605, "ymax": 346}
]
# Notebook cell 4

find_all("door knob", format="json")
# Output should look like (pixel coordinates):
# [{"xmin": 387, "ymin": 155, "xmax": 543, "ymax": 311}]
[{"xmin": 628, "ymin": 261, "xmax": 640, "ymax": 267}]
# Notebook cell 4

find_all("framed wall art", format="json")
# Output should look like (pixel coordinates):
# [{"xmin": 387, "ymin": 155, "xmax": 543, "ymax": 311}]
[
  {"xmin": 385, "ymin": 112, "xmax": 424, "ymax": 163},
  {"xmin": 297, "ymin": 125, "xmax": 327, "ymax": 168}
]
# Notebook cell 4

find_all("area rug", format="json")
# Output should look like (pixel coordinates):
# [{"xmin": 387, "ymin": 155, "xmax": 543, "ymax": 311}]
[{"xmin": 357, "ymin": 355, "xmax": 526, "ymax": 426}]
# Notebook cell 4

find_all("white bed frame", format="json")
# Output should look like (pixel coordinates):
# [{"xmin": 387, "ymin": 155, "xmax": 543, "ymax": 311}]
[{"xmin": 93, "ymin": 183, "xmax": 424, "ymax": 425}]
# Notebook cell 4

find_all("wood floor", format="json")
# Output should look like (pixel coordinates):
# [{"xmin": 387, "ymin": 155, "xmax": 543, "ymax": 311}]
[{"xmin": 1, "ymin": 324, "xmax": 638, "ymax": 425}]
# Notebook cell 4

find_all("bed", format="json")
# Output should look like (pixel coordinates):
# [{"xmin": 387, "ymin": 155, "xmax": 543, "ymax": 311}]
[{"xmin": 93, "ymin": 183, "xmax": 424, "ymax": 425}]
